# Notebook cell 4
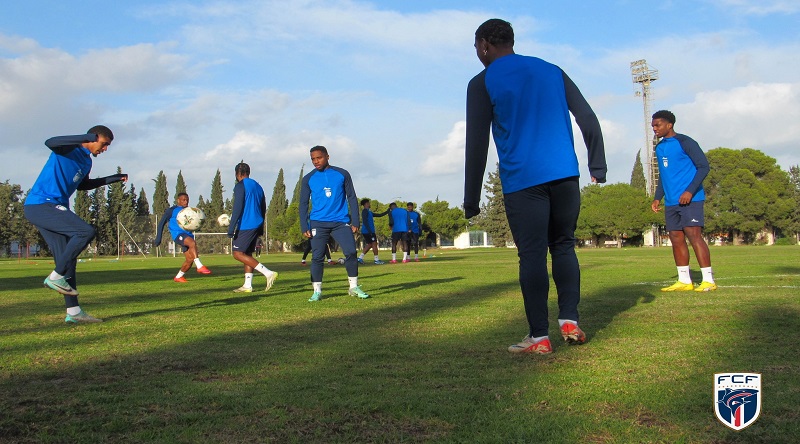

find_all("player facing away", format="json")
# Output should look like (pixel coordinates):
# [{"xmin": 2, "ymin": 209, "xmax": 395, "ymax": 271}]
[
  {"xmin": 406, "ymin": 202, "xmax": 422, "ymax": 261},
  {"xmin": 23, "ymin": 126, "xmax": 127, "ymax": 324},
  {"xmin": 651, "ymin": 110, "xmax": 717, "ymax": 292},
  {"xmin": 154, "ymin": 193, "xmax": 212, "ymax": 282},
  {"xmin": 299, "ymin": 145, "xmax": 369, "ymax": 301},
  {"xmin": 358, "ymin": 198, "xmax": 389, "ymax": 264},
  {"xmin": 464, "ymin": 19, "xmax": 607, "ymax": 354},
  {"xmin": 228, "ymin": 162, "xmax": 278, "ymax": 293},
  {"xmin": 388, "ymin": 202, "xmax": 411, "ymax": 263}
]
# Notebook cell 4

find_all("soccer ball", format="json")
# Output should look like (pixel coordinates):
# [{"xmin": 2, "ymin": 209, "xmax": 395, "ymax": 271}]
[
  {"xmin": 217, "ymin": 214, "xmax": 231, "ymax": 227},
  {"xmin": 176, "ymin": 207, "xmax": 205, "ymax": 231}
]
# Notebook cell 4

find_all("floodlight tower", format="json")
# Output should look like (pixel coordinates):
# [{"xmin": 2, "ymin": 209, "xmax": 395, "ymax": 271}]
[{"xmin": 631, "ymin": 59, "xmax": 659, "ymax": 196}]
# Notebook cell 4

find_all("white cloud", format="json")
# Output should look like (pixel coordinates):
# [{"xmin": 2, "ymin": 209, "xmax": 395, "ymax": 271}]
[
  {"xmin": 706, "ymin": 0, "xmax": 800, "ymax": 15},
  {"xmin": 420, "ymin": 121, "xmax": 466, "ymax": 176}
]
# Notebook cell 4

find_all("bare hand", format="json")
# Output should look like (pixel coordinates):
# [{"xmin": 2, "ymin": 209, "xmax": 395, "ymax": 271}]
[
  {"xmin": 678, "ymin": 191, "xmax": 693, "ymax": 205},
  {"xmin": 651, "ymin": 200, "xmax": 661, "ymax": 213},
  {"xmin": 303, "ymin": 230, "xmax": 312, "ymax": 238}
]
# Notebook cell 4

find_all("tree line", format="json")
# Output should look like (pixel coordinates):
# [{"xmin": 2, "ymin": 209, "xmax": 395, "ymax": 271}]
[{"xmin": 472, "ymin": 147, "xmax": 800, "ymax": 247}]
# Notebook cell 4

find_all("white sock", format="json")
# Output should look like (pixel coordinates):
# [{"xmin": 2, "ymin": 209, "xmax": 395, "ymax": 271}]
[
  {"xmin": 312, "ymin": 282, "xmax": 322, "ymax": 293},
  {"xmin": 402, "ymin": 252, "xmax": 408, "ymax": 261},
  {"xmin": 176, "ymin": 270, "xmax": 185, "ymax": 278},
  {"xmin": 243, "ymin": 273, "xmax": 253, "ymax": 288},
  {"xmin": 67, "ymin": 306, "xmax": 81, "ymax": 316},
  {"xmin": 414, "ymin": 254, "xmax": 419, "ymax": 259},
  {"xmin": 49, "ymin": 271, "xmax": 64, "ymax": 280},
  {"xmin": 701, "ymin": 267, "xmax": 715, "ymax": 283},
  {"xmin": 392, "ymin": 253, "xmax": 396, "ymax": 260},
  {"xmin": 531, "ymin": 335, "xmax": 548, "ymax": 343},
  {"xmin": 194, "ymin": 258, "xmax": 204, "ymax": 268},
  {"xmin": 254, "ymin": 263, "xmax": 273, "ymax": 276},
  {"xmin": 358, "ymin": 253, "xmax": 365, "ymax": 260},
  {"xmin": 373, "ymin": 255, "xmax": 380, "ymax": 261},
  {"xmin": 558, "ymin": 319, "xmax": 578, "ymax": 327},
  {"xmin": 348, "ymin": 277, "xmax": 358, "ymax": 289},
  {"xmin": 677, "ymin": 266, "xmax": 692, "ymax": 284}
]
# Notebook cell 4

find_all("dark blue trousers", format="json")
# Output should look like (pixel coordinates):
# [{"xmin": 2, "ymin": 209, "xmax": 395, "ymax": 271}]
[
  {"xmin": 503, "ymin": 177, "xmax": 581, "ymax": 337},
  {"xmin": 309, "ymin": 221, "xmax": 358, "ymax": 283},
  {"xmin": 24, "ymin": 203, "xmax": 96, "ymax": 291}
]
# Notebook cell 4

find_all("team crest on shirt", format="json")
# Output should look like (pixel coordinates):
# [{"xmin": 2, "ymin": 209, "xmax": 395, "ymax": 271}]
[
  {"xmin": 714, "ymin": 373, "xmax": 761, "ymax": 431},
  {"xmin": 661, "ymin": 157, "xmax": 668, "ymax": 168},
  {"xmin": 324, "ymin": 187, "xmax": 332, "ymax": 198},
  {"xmin": 73, "ymin": 169, "xmax": 84, "ymax": 183}
]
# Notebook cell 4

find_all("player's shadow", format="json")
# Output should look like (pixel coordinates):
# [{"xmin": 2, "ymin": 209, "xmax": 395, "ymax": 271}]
[
  {"xmin": 370, "ymin": 277, "xmax": 464, "ymax": 295},
  {"xmin": 770, "ymin": 265, "xmax": 800, "ymax": 275}
]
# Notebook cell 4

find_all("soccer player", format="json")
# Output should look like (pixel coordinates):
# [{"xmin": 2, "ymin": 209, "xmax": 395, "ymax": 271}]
[
  {"xmin": 358, "ymin": 198, "xmax": 389, "ymax": 264},
  {"xmin": 406, "ymin": 202, "xmax": 422, "ymax": 261},
  {"xmin": 464, "ymin": 19, "xmax": 607, "ymax": 354},
  {"xmin": 388, "ymin": 202, "xmax": 410, "ymax": 263},
  {"xmin": 301, "ymin": 238, "xmax": 332, "ymax": 265},
  {"xmin": 228, "ymin": 162, "xmax": 278, "ymax": 293},
  {"xmin": 651, "ymin": 110, "xmax": 717, "ymax": 292},
  {"xmin": 299, "ymin": 145, "xmax": 369, "ymax": 301},
  {"xmin": 23, "ymin": 126, "xmax": 127, "ymax": 324},
  {"xmin": 154, "ymin": 192, "xmax": 212, "ymax": 282}
]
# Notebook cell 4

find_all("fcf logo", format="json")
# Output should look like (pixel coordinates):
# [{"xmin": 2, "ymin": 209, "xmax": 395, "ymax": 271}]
[{"xmin": 714, "ymin": 373, "xmax": 761, "ymax": 431}]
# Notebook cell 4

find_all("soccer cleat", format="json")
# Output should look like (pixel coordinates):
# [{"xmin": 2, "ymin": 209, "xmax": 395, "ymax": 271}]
[
  {"xmin": 233, "ymin": 286, "xmax": 253, "ymax": 293},
  {"xmin": 660, "ymin": 281, "xmax": 695, "ymax": 292},
  {"xmin": 508, "ymin": 336, "xmax": 552, "ymax": 354},
  {"xmin": 174, "ymin": 276, "xmax": 188, "ymax": 283},
  {"xmin": 390, "ymin": 260, "xmax": 397, "ymax": 264},
  {"xmin": 402, "ymin": 259, "xmax": 409, "ymax": 263},
  {"xmin": 694, "ymin": 281, "xmax": 718, "ymax": 292},
  {"xmin": 348, "ymin": 286, "xmax": 370, "ymax": 299},
  {"xmin": 65, "ymin": 310, "xmax": 102, "ymax": 324},
  {"xmin": 301, "ymin": 260, "xmax": 307, "ymax": 265},
  {"xmin": 357, "ymin": 258, "xmax": 365, "ymax": 264},
  {"xmin": 415, "ymin": 258, "xmax": 420, "ymax": 262},
  {"xmin": 308, "ymin": 292, "xmax": 323, "ymax": 302},
  {"xmin": 560, "ymin": 322, "xmax": 586, "ymax": 345},
  {"xmin": 374, "ymin": 260, "xmax": 385, "ymax": 265},
  {"xmin": 265, "ymin": 272, "xmax": 278, "ymax": 291},
  {"xmin": 328, "ymin": 260, "xmax": 335, "ymax": 265},
  {"xmin": 197, "ymin": 266, "xmax": 212, "ymax": 274},
  {"xmin": 43, "ymin": 276, "xmax": 79, "ymax": 296}
]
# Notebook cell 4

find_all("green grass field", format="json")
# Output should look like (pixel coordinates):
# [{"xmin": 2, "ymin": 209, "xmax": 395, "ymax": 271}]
[{"xmin": 1, "ymin": 246, "xmax": 798, "ymax": 443}]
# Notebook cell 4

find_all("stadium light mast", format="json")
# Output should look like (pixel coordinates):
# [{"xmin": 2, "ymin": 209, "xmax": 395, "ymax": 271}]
[{"xmin": 631, "ymin": 59, "xmax": 659, "ymax": 197}]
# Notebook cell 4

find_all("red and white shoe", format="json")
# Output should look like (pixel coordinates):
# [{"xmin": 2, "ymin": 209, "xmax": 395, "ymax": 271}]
[
  {"xmin": 390, "ymin": 260, "xmax": 398, "ymax": 264},
  {"xmin": 174, "ymin": 276, "xmax": 188, "ymax": 283},
  {"xmin": 197, "ymin": 266, "xmax": 212, "ymax": 274},
  {"xmin": 508, "ymin": 336, "xmax": 552, "ymax": 354},
  {"xmin": 560, "ymin": 322, "xmax": 586, "ymax": 345}
]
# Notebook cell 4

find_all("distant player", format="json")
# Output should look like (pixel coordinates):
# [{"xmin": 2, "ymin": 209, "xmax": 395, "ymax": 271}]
[
  {"xmin": 228, "ymin": 162, "xmax": 278, "ymax": 293},
  {"xmin": 406, "ymin": 202, "xmax": 422, "ymax": 261},
  {"xmin": 23, "ymin": 126, "xmax": 127, "ymax": 323},
  {"xmin": 301, "ymin": 238, "xmax": 332, "ymax": 265},
  {"xmin": 154, "ymin": 192, "xmax": 212, "ymax": 282},
  {"xmin": 651, "ymin": 110, "xmax": 717, "ymax": 292},
  {"xmin": 388, "ymin": 202, "xmax": 410, "ymax": 263},
  {"xmin": 299, "ymin": 145, "xmax": 369, "ymax": 301},
  {"xmin": 358, "ymin": 198, "xmax": 389, "ymax": 264}
]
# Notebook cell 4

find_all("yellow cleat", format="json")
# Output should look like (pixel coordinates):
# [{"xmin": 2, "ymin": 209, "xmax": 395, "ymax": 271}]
[
  {"xmin": 661, "ymin": 281, "xmax": 695, "ymax": 292},
  {"xmin": 694, "ymin": 281, "xmax": 718, "ymax": 292}
]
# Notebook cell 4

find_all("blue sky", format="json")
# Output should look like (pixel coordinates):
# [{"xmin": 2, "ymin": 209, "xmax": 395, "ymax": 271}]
[{"xmin": 2, "ymin": 0, "xmax": 799, "ymax": 210}]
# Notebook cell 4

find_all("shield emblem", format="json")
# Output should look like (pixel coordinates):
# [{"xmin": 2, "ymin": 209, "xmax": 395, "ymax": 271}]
[
  {"xmin": 714, "ymin": 373, "xmax": 761, "ymax": 431},
  {"xmin": 662, "ymin": 156, "xmax": 668, "ymax": 168}
]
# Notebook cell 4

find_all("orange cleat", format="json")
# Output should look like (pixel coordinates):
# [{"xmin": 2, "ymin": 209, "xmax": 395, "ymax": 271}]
[
  {"xmin": 197, "ymin": 266, "xmax": 212, "ymax": 274},
  {"xmin": 560, "ymin": 322, "xmax": 586, "ymax": 345},
  {"xmin": 508, "ymin": 336, "xmax": 553, "ymax": 354},
  {"xmin": 174, "ymin": 276, "xmax": 188, "ymax": 283}
]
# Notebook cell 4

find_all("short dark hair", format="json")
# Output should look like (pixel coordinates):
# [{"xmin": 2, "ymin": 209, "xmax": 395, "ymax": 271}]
[
  {"xmin": 652, "ymin": 110, "xmax": 676, "ymax": 124},
  {"xmin": 406, "ymin": 202, "xmax": 414, "ymax": 207},
  {"xmin": 310, "ymin": 145, "xmax": 328, "ymax": 155},
  {"xmin": 475, "ymin": 19, "xmax": 514, "ymax": 47},
  {"xmin": 176, "ymin": 192, "xmax": 188, "ymax": 199},
  {"xmin": 235, "ymin": 161, "xmax": 250, "ymax": 177},
  {"xmin": 87, "ymin": 125, "xmax": 114, "ymax": 141},
  {"xmin": 360, "ymin": 198, "xmax": 370, "ymax": 206}
]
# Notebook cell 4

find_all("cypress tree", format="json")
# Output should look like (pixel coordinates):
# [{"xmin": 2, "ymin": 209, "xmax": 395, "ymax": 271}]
[
  {"xmin": 74, "ymin": 190, "xmax": 91, "ymax": 221},
  {"xmin": 175, "ymin": 170, "xmax": 187, "ymax": 196},
  {"xmin": 479, "ymin": 163, "xmax": 513, "ymax": 247},
  {"xmin": 152, "ymin": 171, "xmax": 170, "ymax": 218},
  {"xmin": 630, "ymin": 150, "xmax": 647, "ymax": 192},
  {"xmin": 266, "ymin": 169, "xmax": 288, "ymax": 249}
]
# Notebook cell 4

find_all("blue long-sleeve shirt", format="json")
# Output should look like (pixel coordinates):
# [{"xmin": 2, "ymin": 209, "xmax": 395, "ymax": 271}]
[
  {"xmin": 388, "ymin": 208, "xmax": 410, "ymax": 233},
  {"xmin": 361, "ymin": 207, "xmax": 389, "ymax": 234},
  {"xmin": 154, "ymin": 205, "xmax": 193, "ymax": 245},
  {"xmin": 464, "ymin": 54, "xmax": 606, "ymax": 214},
  {"xmin": 25, "ymin": 134, "xmax": 126, "ymax": 207},
  {"xmin": 228, "ymin": 177, "xmax": 266, "ymax": 237},
  {"xmin": 654, "ymin": 134, "xmax": 709, "ymax": 206},
  {"xmin": 408, "ymin": 210, "xmax": 421, "ymax": 234},
  {"xmin": 299, "ymin": 165, "xmax": 360, "ymax": 232}
]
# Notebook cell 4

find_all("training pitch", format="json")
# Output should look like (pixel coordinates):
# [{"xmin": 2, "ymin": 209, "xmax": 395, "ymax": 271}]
[{"xmin": 1, "ymin": 246, "xmax": 798, "ymax": 443}]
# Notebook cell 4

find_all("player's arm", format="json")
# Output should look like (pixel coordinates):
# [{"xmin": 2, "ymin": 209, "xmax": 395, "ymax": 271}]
[
  {"xmin": 464, "ymin": 71, "xmax": 492, "ymax": 219},
  {"xmin": 342, "ymin": 169, "xmax": 360, "ymax": 230},
  {"xmin": 227, "ymin": 182, "xmax": 245, "ymax": 238},
  {"xmin": 154, "ymin": 207, "xmax": 173, "ymax": 246},
  {"xmin": 373, "ymin": 208, "xmax": 389, "ymax": 217},
  {"xmin": 44, "ymin": 133, "xmax": 97, "ymax": 155},
  {"xmin": 77, "ymin": 173, "xmax": 128, "ymax": 191},
  {"xmin": 678, "ymin": 135, "xmax": 710, "ymax": 197},
  {"xmin": 388, "ymin": 211, "xmax": 394, "ymax": 229},
  {"xmin": 298, "ymin": 175, "xmax": 312, "ymax": 234},
  {"xmin": 563, "ymin": 70, "xmax": 607, "ymax": 184}
]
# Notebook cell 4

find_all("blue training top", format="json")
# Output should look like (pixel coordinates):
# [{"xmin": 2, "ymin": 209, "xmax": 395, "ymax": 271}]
[
  {"xmin": 464, "ymin": 54, "xmax": 606, "ymax": 212},
  {"xmin": 229, "ymin": 177, "xmax": 266, "ymax": 235},
  {"xmin": 389, "ymin": 207, "xmax": 409, "ymax": 233},
  {"xmin": 299, "ymin": 165, "xmax": 359, "ymax": 232},
  {"xmin": 654, "ymin": 134, "xmax": 709, "ymax": 206},
  {"xmin": 361, "ymin": 207, "xmax": 388, "ymax": 234},
  {"xmin": 408, "ymin": 210, "xmax": 421, "ymax": 234}
]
